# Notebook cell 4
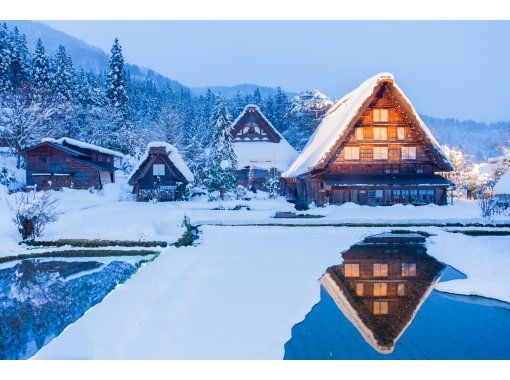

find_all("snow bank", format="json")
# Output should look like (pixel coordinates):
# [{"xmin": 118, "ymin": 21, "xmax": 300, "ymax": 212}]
[
  {"xmin": 33, "ymin": 226, "xmax": 510, "ymax": 359},
  {"xmin": 428, "ymin": 232, "xmax": 510, "ymax": 303},
  {"xmin": 34, "ymin": 226, "xmax": 371, "ymax": 359}
]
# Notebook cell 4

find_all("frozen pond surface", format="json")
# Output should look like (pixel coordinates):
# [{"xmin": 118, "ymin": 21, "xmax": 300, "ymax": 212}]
[
  {"xmin": 0, "ymin": 255, "xmax": 152, "ymax": 359},
  {"xmin": 284, "ymin": 234, "xmax": 510, "ymax": 359}
]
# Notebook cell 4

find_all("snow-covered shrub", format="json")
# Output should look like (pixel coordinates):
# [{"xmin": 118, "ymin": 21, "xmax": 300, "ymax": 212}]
[
  {"xmin": 475, "ymin": 185, "xmax": 497, "ymax": 219},
  {"xmin": 263, "ymin": 168, "xmax": 281, "ymax": 199},
  {"xmin": 234, "ymin": 185, "xmax": 248, "ymax": 200},
  {"xmin": 9, "ymin": 191, "xmax": 58, "ymax": 240},
  {"xmin": 0, "ymin": 165, "xmax": 20, "ymax": 193},
  {"xmin": 294, "ymin": 198, "xmax": 310, "ymax": 211}
]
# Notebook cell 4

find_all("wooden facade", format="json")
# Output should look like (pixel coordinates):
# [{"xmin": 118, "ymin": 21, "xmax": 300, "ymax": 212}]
[
  {"xmin": 286, "ymin": 75, "xmax": 453, "ymax": 206},
  {"xmin": 321, "ymin": 235, "xmax": 444, "ymax": 353},
  {"xmin": 128, "ymin": 145, "xmax": 191, "ymax": 201},
  {"xmin": 23, "ymin": 140, "xmax": 120, "ymax": 191}
]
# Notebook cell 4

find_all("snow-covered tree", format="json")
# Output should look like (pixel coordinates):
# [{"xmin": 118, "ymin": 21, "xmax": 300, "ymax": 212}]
[
  {"xmin": 31, "ymin": 39, "xmax": 52, "ymax": 100},
  {"xmin": 263, "ymin": 167, "xmax": 281, "ymax": 198},
  {"xmin": 105, "ymin": 38, "xmax": 136, "ymax": 153},
  {"xmin": 8, "ymin": 27, "xmax": 30, "ymax": 91},
  {"xmin": 52, "ymin": 45, "xmax": 76, "ymax": 137},
  {"xmin": 106, "ymin": 38, "xmax": 130, "ymax": 121},
  {"xmin": 0, "ymin": 85, "xmax": 58, "ymax": 167},
  {"xmin": 252, "ymin": 88, "xmax": 262, "ymax": 106},
  {"xmin": 0, "ymin": 22, "xmax": 12, "ymax": 95},
  {"xmin": 204, "ymin": 96, "xmax": 237, "ymax": 199}
]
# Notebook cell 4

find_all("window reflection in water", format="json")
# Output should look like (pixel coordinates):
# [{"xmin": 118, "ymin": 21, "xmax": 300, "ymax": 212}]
[{"xmin": 321, "ymin": 233, "xmax": 445, "ymax": 354}]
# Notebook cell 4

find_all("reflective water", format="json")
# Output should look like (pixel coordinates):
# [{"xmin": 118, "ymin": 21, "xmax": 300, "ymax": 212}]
[
  {"xmin": 284, "ymin": 233, "xmax": 510, "ymax": 359},
  {"xmin": 0, "ymin": 255, "xmax": 152, "ymax": 359}
]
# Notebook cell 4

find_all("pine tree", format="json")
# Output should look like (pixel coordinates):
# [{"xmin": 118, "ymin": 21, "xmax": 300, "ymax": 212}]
[
  {"xmin": 252, "ymin": 88, "xmax": 262, "ymax": 106},
  {"xmin": 53, "ymin": 45, "xmax": 75, "ymax": 102},
  {"xmin": 229, "ymin": 90, "xmax": 246, "ymax": 118},
  {"xmin": 204, "ymin": 96, "xmax": 237, "ymax": 199},
  {"xmin": 106, "ymin": 38, "xmax": 130, "ymax": 121},
  {"xmin": 31, "ymin": 39, "xmax": 52, "ymax": 99},
  {"xmin": 8, "ymin": 27, "xmax": 30, "ymax": 91},
  {"xmin": 263, "ymin": 167, "xmax": 281, "ymax": 198},
  {"xmin": 0, "ymin": 23, "xmax": 12, "ymax": 95},
  {"xmin": 52, "ymin": 45, "xmax": 76, "ymax": 137},
  {"xmin": 273, "ymin": 86, "xmax": 290, "ymax": 132}
]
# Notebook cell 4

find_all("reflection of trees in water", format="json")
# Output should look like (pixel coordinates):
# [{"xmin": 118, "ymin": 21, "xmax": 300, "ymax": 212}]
[{"xmin": 0, "ymin": 259, "xmax": 138, "ymax": 359}]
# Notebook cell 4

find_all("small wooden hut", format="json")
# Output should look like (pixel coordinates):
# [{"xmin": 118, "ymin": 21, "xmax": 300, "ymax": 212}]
[
  {"xmin": 23, "ymin": 137, "xmax": 123, "ymax": 190},
  {"xmin": 128, "ymin": 142, "xmax": 194, "ymax": 201},
  {"xmin": 283, "ymin": 73, "xmax": 453, "ymax": 206}
]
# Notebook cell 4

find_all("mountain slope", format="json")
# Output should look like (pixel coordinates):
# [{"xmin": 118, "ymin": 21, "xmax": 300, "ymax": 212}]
[{"xmin": 5, "ymin": 20, "xmax": 189, "ymax": 92}]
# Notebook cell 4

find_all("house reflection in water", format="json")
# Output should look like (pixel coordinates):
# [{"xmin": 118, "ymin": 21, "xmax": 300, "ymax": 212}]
[{"xmin": 321, "ymin": 233, "xmax": 444, "ymax": 354}]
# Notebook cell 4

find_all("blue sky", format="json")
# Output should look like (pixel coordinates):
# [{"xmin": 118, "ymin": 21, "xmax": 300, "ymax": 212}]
[{"xmin": 42, "ymin": 21, "xmax": 510, "ymax": 122}]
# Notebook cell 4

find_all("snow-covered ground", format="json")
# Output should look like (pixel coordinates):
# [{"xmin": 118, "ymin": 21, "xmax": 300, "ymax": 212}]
[
  {"xmin": 34, "ymin": 225, "xmax": 510, "ymax": 359},
  {"xmin": 1, "ymin": 176, "xmax": 510, "ymax": 259}
]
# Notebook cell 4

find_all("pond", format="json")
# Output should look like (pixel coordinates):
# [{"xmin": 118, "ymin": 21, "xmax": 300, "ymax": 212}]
[
  {"xmin": 284, "ymin": 233, "xmax": 510, "ymax": 360},
  {"xmin": 0, "ymin": 254, "xmax": 154, "ymax": 360}
]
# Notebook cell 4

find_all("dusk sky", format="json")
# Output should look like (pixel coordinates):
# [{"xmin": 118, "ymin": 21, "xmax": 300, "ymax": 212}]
[{"xmin": 42, "ymin": 21, "xmax": 510, "ymax": 122}]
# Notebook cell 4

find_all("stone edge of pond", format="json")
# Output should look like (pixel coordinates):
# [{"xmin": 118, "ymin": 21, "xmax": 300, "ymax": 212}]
[
  {"xmin": 195, "ymin": 222, "xmax": 510, "ymax": 228},
  {"xmin": 0, "ymin": 249, "xmax": 162, "ymax": 264}
]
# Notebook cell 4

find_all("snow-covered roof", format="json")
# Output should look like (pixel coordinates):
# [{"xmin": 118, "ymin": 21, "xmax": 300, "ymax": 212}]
[
  {"xmin": 233, "ymin": 140, "xmax": 298, "ymax": 171},
  {"xmin": 494, "ymin": 169, "xmax": 510, "ymax": 195},
  {"xmin": 231, "ymin": 104, "xmax": 284, "ymax": 139},
  {"xmin": 130, "ymin": 142, "xmax": 194, "ymax": 182},
  {"xmin": 231, "ymin": 104, "xmax": 299, "ymax": 171},
  {"xmin": 42, "ymin": 137, "xmax": 124, "ymax": 158},
  {"xmin": 283, "ymin": 72, "xmax": 453, "ymax": 178}
]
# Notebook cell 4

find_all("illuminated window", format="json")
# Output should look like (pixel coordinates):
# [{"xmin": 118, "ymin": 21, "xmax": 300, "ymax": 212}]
[
  {"xmin": 373, "ymin": 263, "xmax": 388, "ymax": 277},
  {"xmin": 356, "ymin": 283, "xmax": 364, "ymax": 296},
  {"xmin": 356, "ymin": 127, "xmax": 364, "ymax": 141},
  {"xmin": 397, "ymin": 127, "xmax": 405, "ymax": 140},
  {"xmin": 344, "ymin": 263, "xmax": 360, "ymax": 277},
  {"xmin": 373, "ymin": 301, "xmax": 388, "ymax": 315},
  {"xmin": 402, "ymin": 263, "xmax": 417, "ymax": 277},
  {"xmin": 398, "ymin": 283, "xmax": 405, "ymax": 296},
  {"xmin": 153, "ymin": 164, "xmax": 165, "ymax": 176},
  {"xmin": 373, "ymin": 283, "xmax": 388, "ymax": 296},
  {"xmin": 373, "ymin": 109, "xmax": 389, "ymax": 122},
  {"xmin": 373, "ymin": 127, "xmax": 388, "ymax": 140},
  {"xmin": 344, "ymin": 146, "xmax": 360, "ymax": 160},
  {"xmin": 373, "ymin": 146, "xmax": 388, "ymax": 160},
  {"xmin": 402, "ymin": 146, "xmax": 417, "ymax": 160}
]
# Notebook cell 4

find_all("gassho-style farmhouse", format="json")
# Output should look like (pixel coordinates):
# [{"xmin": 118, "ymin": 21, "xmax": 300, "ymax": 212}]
[{"xmin": 21, "ymin": 72, "xmax": 458, "ymax": 206}]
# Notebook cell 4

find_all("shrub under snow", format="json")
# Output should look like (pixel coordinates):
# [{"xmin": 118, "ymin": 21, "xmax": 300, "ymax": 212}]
[{"xmin": 9, "ymin": 191, "xmax": 58, "ymax": 240}]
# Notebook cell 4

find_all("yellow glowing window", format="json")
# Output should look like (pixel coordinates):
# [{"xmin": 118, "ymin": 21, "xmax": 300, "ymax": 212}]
[
  {"xmin": 397, "ymin": 127, "xmax": 405, "ymax": 140},
  {"xmin": 344, "ymin": 146, "xmax": 360, "ymax": 160},
  {"xmin": 344, "ymin": 263, "xmax": 360, "ymax": 277},
  {"xmin": 373, "ymin": 127, "xmax": 388, "ymax": 140},
  {"xmin": 373, "ymin": 146, "xmax": 388, "ymax": 160},
  {"xmin": 402, "ymin": 146, "xmax": 417, "ymax": 160},
  {"xmin": 402, "ymin": 263, "xmax": 417, "ymax": 277},
  {"xmin": 373, "ymin": 263, "xmax": 388, "ymax": 277},
  {"xmin": 373, "ymin": 109, "xmax": 389, "ymax": 122},
  {"xmin": 373, "ymin": 283, "xmax": 388, "ymax": 296},
  {"xmin": 373, "ymin": 301, "xmax": 389, "ymax": 315},
  {"xmin": 356, "ymin": 283, "xmax": 364, "ymax": 296},
  {"xmin": 356, "ymin": 127, "xmax": 364, "ymax": 141},
  {"xmin": 398, "ymin": 283, "xmax": 405, "ymax": 296}
]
